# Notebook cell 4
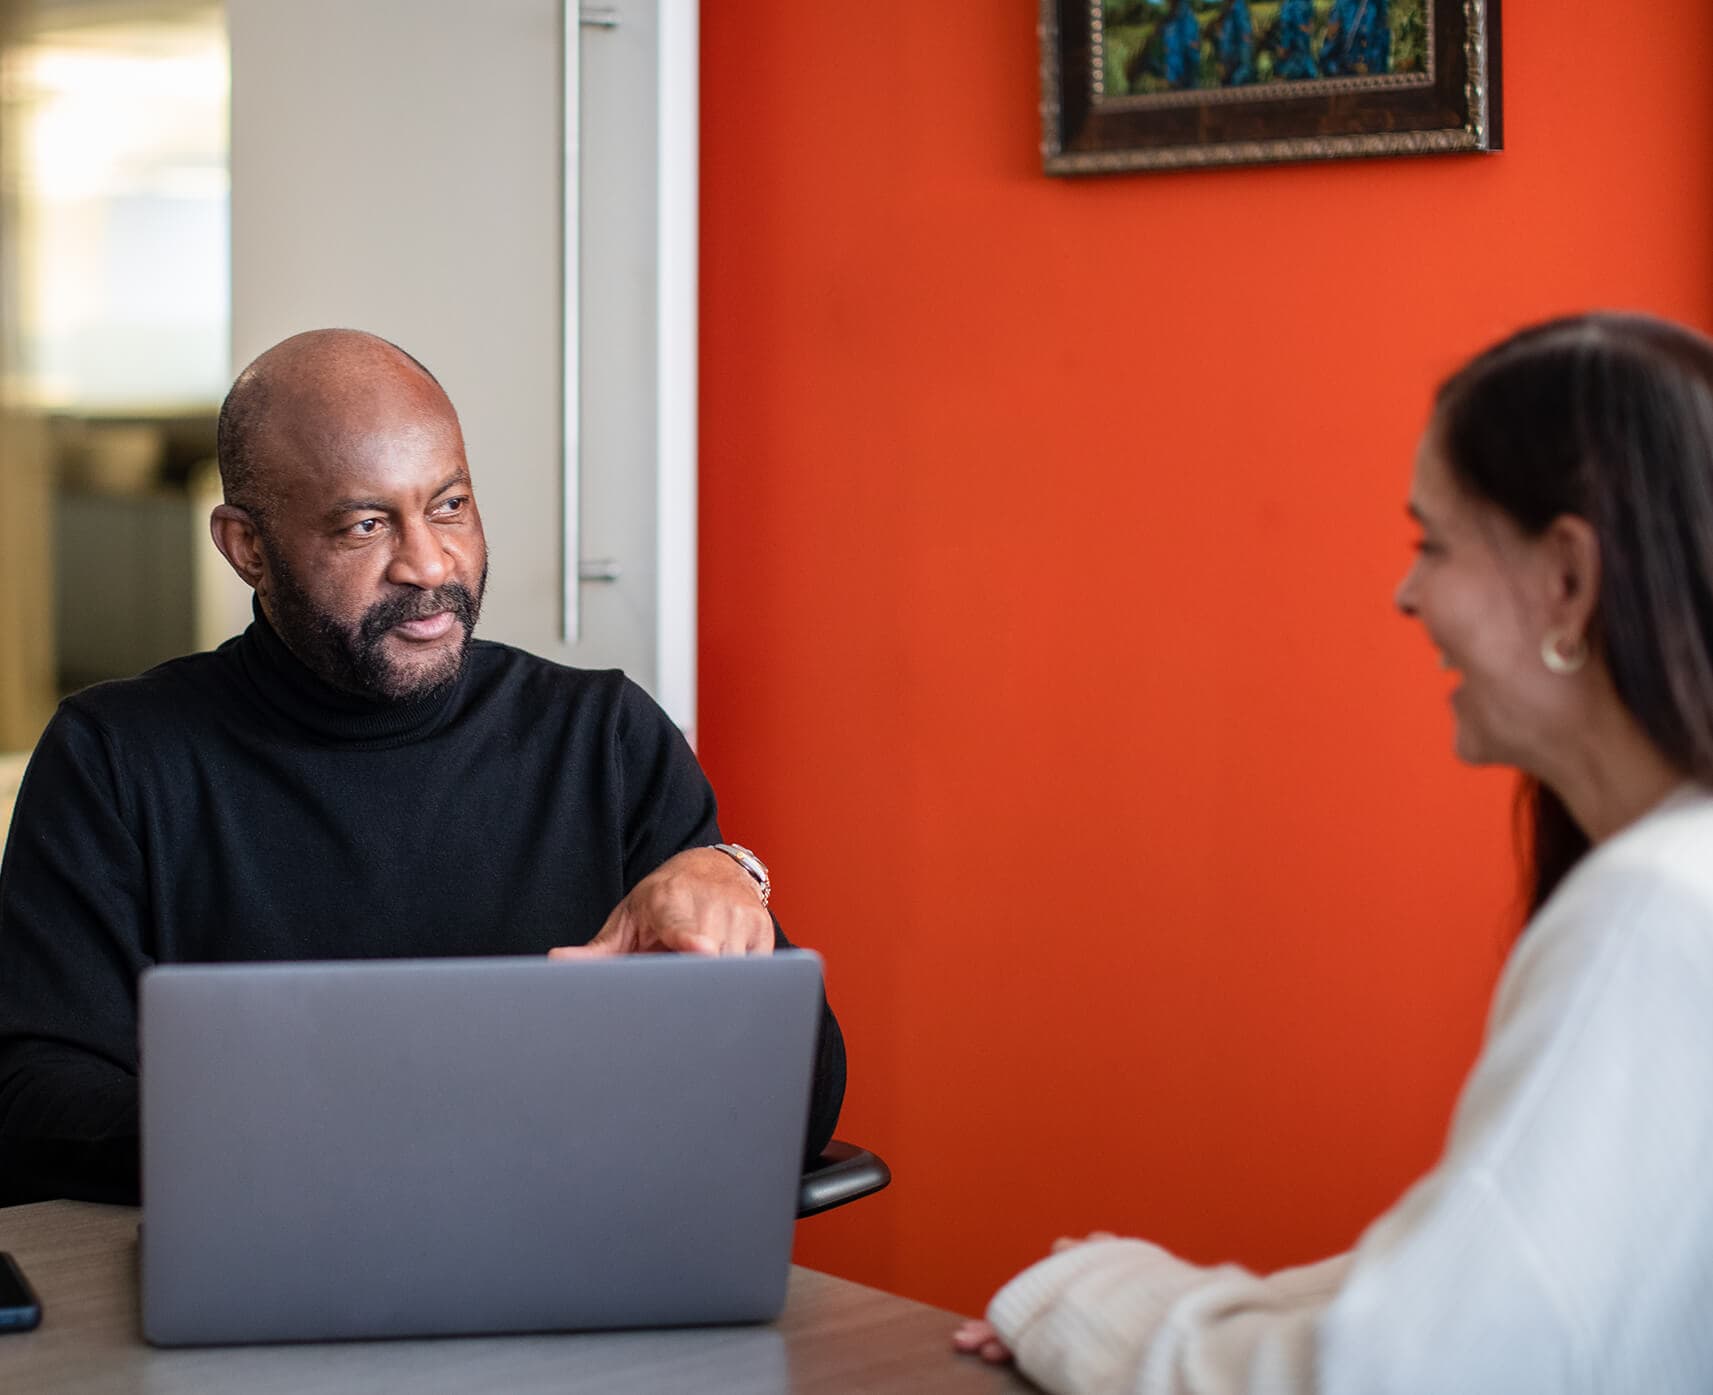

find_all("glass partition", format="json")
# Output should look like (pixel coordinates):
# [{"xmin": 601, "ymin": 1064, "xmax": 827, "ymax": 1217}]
[{"xmin": 0, "ymin": 0, "xmax": 227, "ymax": 732}]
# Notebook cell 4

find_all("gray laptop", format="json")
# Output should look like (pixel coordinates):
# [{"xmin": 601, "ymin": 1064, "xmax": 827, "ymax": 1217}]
[{"xmin": 138, "ymin": 951, "xmax": 823, "ymax": 1347}]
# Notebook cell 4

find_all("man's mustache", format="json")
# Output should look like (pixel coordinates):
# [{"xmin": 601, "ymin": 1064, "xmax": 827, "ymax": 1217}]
[{"xmin": 357, "ymin": 582, "xmax": 481, "ymax": 642}]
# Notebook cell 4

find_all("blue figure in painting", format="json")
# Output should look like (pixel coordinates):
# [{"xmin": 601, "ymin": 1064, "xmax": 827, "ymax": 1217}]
[
  {"xmin": 1159, "ymin": 0, "xmax": 1202, "ymax": 89},
  {"xmin": 1127, "ymin": 0, "xmax": 1202, "ymax": 91},
  {"xmin": 1214, "ymin": 0, "xmax": 1255, "ymax": 87},
  {"xmin": 1267, "ymin": 0, "xmax": 1319, "ymax": 80},
  {"xmin": 1320, "ymin": 0, "xmax": 1392, "ymax": 76}
]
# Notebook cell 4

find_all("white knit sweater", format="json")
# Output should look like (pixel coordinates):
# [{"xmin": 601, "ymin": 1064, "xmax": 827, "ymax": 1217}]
[{"xmin": 988, "ymin": 786, "xmax": 1713, "ymax": 1395}]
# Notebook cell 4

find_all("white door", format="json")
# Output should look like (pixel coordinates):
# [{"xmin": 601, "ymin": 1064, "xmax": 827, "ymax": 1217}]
[{"xmin": 225, "ymin": 0, "xmax": 697, "ymax": 731}]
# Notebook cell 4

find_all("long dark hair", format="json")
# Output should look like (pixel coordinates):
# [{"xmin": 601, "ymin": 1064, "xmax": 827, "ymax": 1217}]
[{"xmin": 1433, "ymin": 313, "xmax": 1713, "ymax": 911}]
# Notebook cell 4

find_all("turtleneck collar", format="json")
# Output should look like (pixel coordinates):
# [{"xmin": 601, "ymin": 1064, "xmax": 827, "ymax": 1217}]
[{"xmin": 233, "ymin": 597, "xmax": 466, "ymax": 747}]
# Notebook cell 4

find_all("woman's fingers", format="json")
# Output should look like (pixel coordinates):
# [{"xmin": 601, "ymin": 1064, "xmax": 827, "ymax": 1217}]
[{"xmin": 953, "ymin": 1318, "xmax": 1012, "ymax": 1363}]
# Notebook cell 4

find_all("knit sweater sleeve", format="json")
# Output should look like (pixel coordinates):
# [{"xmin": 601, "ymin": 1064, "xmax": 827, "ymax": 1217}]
[
  {"xmin": 0, "ymin": 703, "xmax": 151, "ymax": 1204},
  {"xmin": 989, "ymin": 1244, "xmax": 1348, "ymax": 1394}
]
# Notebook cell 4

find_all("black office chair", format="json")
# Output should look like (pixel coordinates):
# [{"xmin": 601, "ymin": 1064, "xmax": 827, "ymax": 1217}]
[{"xmin": 797, "ymin": 1140, "xmax": 890, "ymax": 1218}]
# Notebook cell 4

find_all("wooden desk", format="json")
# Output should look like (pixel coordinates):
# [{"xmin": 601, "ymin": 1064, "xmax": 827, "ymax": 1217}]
[{"xmin": 0, "ymin": 1202, "xmax": 1033, "ymax": 1393}]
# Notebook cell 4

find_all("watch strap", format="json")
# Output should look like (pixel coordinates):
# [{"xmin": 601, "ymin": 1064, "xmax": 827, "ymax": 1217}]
[{"xmin": 711, "ymin": 842, "xmax": 771, "ymax": 908}]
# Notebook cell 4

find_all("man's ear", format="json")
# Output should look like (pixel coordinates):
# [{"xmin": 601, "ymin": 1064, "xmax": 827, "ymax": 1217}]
[
  {"xmin": 1541, "ymin": 513, "xmax": 1601, "ymax": 640},
  {"xmin": 210, "ymin": 504, "xmax": 267, "ymax": 591}
]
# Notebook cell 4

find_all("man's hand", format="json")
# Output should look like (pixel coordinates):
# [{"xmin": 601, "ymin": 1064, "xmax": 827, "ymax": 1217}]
[{"xmin": 547, "ymin": 847, "xmax": 774, "ymax": 959}]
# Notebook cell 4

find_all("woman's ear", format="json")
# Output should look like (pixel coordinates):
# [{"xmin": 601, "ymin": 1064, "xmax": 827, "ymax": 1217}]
[{"xmin": 1542, "ymin": 513, "xmax": 1601, "ymax": 639}]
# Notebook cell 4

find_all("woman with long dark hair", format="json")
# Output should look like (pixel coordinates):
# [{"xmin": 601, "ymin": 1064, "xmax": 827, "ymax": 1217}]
[{"xmin": 955, "ymin": 312, "xmax": 1713, "ymax": 1393}]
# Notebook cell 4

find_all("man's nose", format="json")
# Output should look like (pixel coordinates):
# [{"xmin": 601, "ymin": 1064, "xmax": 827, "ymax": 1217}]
[{"xmin": 387, "ymin": 519, "xmax": 452, "ymax": 589}]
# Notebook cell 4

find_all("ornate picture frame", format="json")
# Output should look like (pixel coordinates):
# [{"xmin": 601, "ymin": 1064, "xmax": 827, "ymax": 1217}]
[{"xmin": 1041, "ymin": 1, "xmax": 1501, "ymax": 175}]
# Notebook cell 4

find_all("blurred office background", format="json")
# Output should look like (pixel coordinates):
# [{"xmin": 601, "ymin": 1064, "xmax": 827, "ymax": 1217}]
[
  {"xmin": 0, "ymin": 0, "xmax": 225, "ymax": 748},
  {"xmin": 5, "ymin": 0, "xmax": 1713, "ymax": 1326},
  {"xmin": 0, "ymin": 0, "xmax": 693, "ymax": 758}
]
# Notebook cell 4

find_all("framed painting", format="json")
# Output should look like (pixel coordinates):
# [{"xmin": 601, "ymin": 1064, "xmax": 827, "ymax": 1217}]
[{"xmin": 1041, "ymin": 1, "xmax": 1500, "ymax": 174}]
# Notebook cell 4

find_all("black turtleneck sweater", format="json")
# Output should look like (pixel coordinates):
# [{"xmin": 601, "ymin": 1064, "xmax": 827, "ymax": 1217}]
[{"xmin": 0, "ymin": 611, "xmax": 844, "ymax": 1205}]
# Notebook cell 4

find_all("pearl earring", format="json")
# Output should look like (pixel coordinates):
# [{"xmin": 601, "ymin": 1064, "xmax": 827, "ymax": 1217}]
[{"xmin": 1541, "ymin": 629, "xmax": 1588, "ymax": 675}]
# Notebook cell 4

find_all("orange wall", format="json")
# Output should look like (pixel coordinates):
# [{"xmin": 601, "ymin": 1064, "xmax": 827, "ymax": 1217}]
[{"xmin": 698, "ymin": 2, "xmax": 1713, "ymax": 1318}]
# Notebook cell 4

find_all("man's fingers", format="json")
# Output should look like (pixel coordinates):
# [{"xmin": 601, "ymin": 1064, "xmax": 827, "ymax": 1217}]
[
  {"xmin": 580, "ymin": 853, "xmax": 779, "ymax": 957},
  {"xmin": 592, "ymin": 901, "xmax": 632, "ymax": 949},
  {"xmin": 549, "ymin": 927, "xmax": 720, "ymax": 958},
  {"xmin": 647, "ymin": 905, "xmax": 765, "ymax": 956}
]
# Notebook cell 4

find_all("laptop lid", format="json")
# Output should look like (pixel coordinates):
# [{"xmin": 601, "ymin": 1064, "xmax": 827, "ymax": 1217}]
[{"xmin": 139, "ymin": 951, "xmax": 822, "ymax": 1346}]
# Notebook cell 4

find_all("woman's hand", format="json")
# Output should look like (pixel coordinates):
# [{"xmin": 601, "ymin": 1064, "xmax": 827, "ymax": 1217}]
[
  {"xmin": 952, "ymin": 1232, "xmax": 1119, "ymax": 1363},
  {"xmin": 952, "ymin": 1318, "xmax": 1013, "ymax": 1364},
  {"xmin": 1052, "ymin": 1230, "xmax": 1116, "ymax": 1252}
]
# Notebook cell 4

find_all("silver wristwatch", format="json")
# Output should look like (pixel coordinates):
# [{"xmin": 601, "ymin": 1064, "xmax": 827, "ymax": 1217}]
[{"xmin": 711, "ymin": 842, "xmax": 770, "ymax": 908}]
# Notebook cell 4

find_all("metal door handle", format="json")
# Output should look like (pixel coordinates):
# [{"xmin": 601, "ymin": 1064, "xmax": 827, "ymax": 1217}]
[{"xmin": 563, "ymin": 3, "xmax": 618, "ymax": 641}]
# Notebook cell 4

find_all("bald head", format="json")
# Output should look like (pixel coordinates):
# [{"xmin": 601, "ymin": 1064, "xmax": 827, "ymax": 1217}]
[{"xmin": 216, "ymin": 330, "xmax": 456, "ymax": 527}]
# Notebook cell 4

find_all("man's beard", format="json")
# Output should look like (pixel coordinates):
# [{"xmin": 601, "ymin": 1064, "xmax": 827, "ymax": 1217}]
[{"xmin": 262, "ymin": 543, "xmax": 487, "ymax": 703}]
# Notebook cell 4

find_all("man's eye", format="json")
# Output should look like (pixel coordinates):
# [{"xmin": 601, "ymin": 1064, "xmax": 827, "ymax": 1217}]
[
  {"xmin": 436, "ymin": 496, "xmax": 468, "ymax": 515},
  {"xmin": 350, "ymin": 518, "xmax": 383, "ymax": 537}
]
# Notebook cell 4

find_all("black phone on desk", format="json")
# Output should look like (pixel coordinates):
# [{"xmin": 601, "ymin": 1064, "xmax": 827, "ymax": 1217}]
[{"xmin": 0, "ymin": 1252, "xmax": 42, "ymax": 1332}]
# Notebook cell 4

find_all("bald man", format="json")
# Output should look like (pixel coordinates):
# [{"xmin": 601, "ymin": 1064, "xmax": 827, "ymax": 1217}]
[{"xmin": 0, "ymin": 330, "xmax": 844, "ymax": 1205}]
